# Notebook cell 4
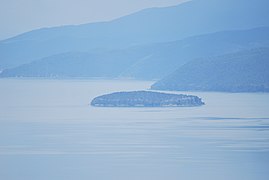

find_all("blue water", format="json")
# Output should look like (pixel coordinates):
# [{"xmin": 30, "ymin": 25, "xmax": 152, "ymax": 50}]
[{"xmin": 0, "ymin": 79, "xmax": 269, "ymax": 180}]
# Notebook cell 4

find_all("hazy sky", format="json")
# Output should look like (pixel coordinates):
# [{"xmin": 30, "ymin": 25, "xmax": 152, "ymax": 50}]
[{"xmin": 0, "ymin": 0, "xmax": 187, "ymax": 40}]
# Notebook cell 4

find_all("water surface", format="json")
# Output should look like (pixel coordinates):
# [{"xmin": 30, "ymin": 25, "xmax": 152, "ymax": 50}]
[{"xmin": 0, "ymin": 79, "xmax": 269, "ymax": 180}]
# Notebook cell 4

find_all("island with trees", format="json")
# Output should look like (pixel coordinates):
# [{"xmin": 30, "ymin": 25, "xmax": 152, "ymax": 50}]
[{"xmin": 91, "ymin": 91, "xmax": 204, "ymax": 107}]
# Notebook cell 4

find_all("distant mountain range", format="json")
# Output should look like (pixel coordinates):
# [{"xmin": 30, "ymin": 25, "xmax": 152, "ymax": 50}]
[
  {"xmin": 1, "ymin": 0, "xmax": 269, "ymax": 92},
  {"xmin": 1, "ymin": 0, "xmax": 269, "ymax": 70},
  {"xmin": 151, "ymin": 48, "xmax": 269, "ymax": 92},
  {"xmin": 1, "ymin": 27, "xmax": 269, "ymax": 79}
]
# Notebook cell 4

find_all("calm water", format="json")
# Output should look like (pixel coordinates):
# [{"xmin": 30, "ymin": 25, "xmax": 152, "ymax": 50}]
[{"xmin": 0, "ymin": 79, "xmax": 269, "ymax": 180}]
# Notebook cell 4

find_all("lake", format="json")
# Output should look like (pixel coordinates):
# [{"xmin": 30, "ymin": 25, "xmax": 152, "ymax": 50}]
[{"xmin": 0, "ymin": 79, "xmax": 269, "ymax": 180}]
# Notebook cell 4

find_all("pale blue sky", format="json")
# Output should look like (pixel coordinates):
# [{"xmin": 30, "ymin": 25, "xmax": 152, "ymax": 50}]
[{"xmin": 0, "ymin": 0, "xmax": 187, "ymax": 40}]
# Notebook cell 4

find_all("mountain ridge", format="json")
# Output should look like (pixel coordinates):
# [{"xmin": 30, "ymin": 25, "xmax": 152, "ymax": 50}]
[
  {"xmin": 1, "ymin": 0, "xmax": 269, "ymax": 69},
  {"xmin": 1, "ymin": 26, "xmax": 269, "ymax": 79},
  {"xmin": 151, "ymin": 48, "xmax": 269, "ymax": 92}
]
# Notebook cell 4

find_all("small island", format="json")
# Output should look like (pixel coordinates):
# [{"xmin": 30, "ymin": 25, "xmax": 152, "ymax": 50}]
[{"xmin": 91, "ymin": 91, "xmax": 204, "ymax": 107}]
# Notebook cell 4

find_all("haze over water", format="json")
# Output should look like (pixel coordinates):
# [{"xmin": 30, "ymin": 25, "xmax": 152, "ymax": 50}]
[{"xmin": 0, "ymin": 79, "xmax": 269, "ymax": 180}]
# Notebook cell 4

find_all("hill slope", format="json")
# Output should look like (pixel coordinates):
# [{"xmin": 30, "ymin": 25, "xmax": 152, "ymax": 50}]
[
  {"xmin": 0, "ymin": 50, "xmax": 145, "ymax": 78},
  {"xmin": 151, "ymin": 48, "xmax": 269, "ymax": 92},
  {"xmin": 120, "ymin": 27, "xmax": 269, "ymax": 79},
  {"xmin": 1, "ymin": 27, "xmax": 269, "ymax": 79},
  {"xmin": 1, "ymin": 0, "xmax": 269, "ymax": 69}
]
